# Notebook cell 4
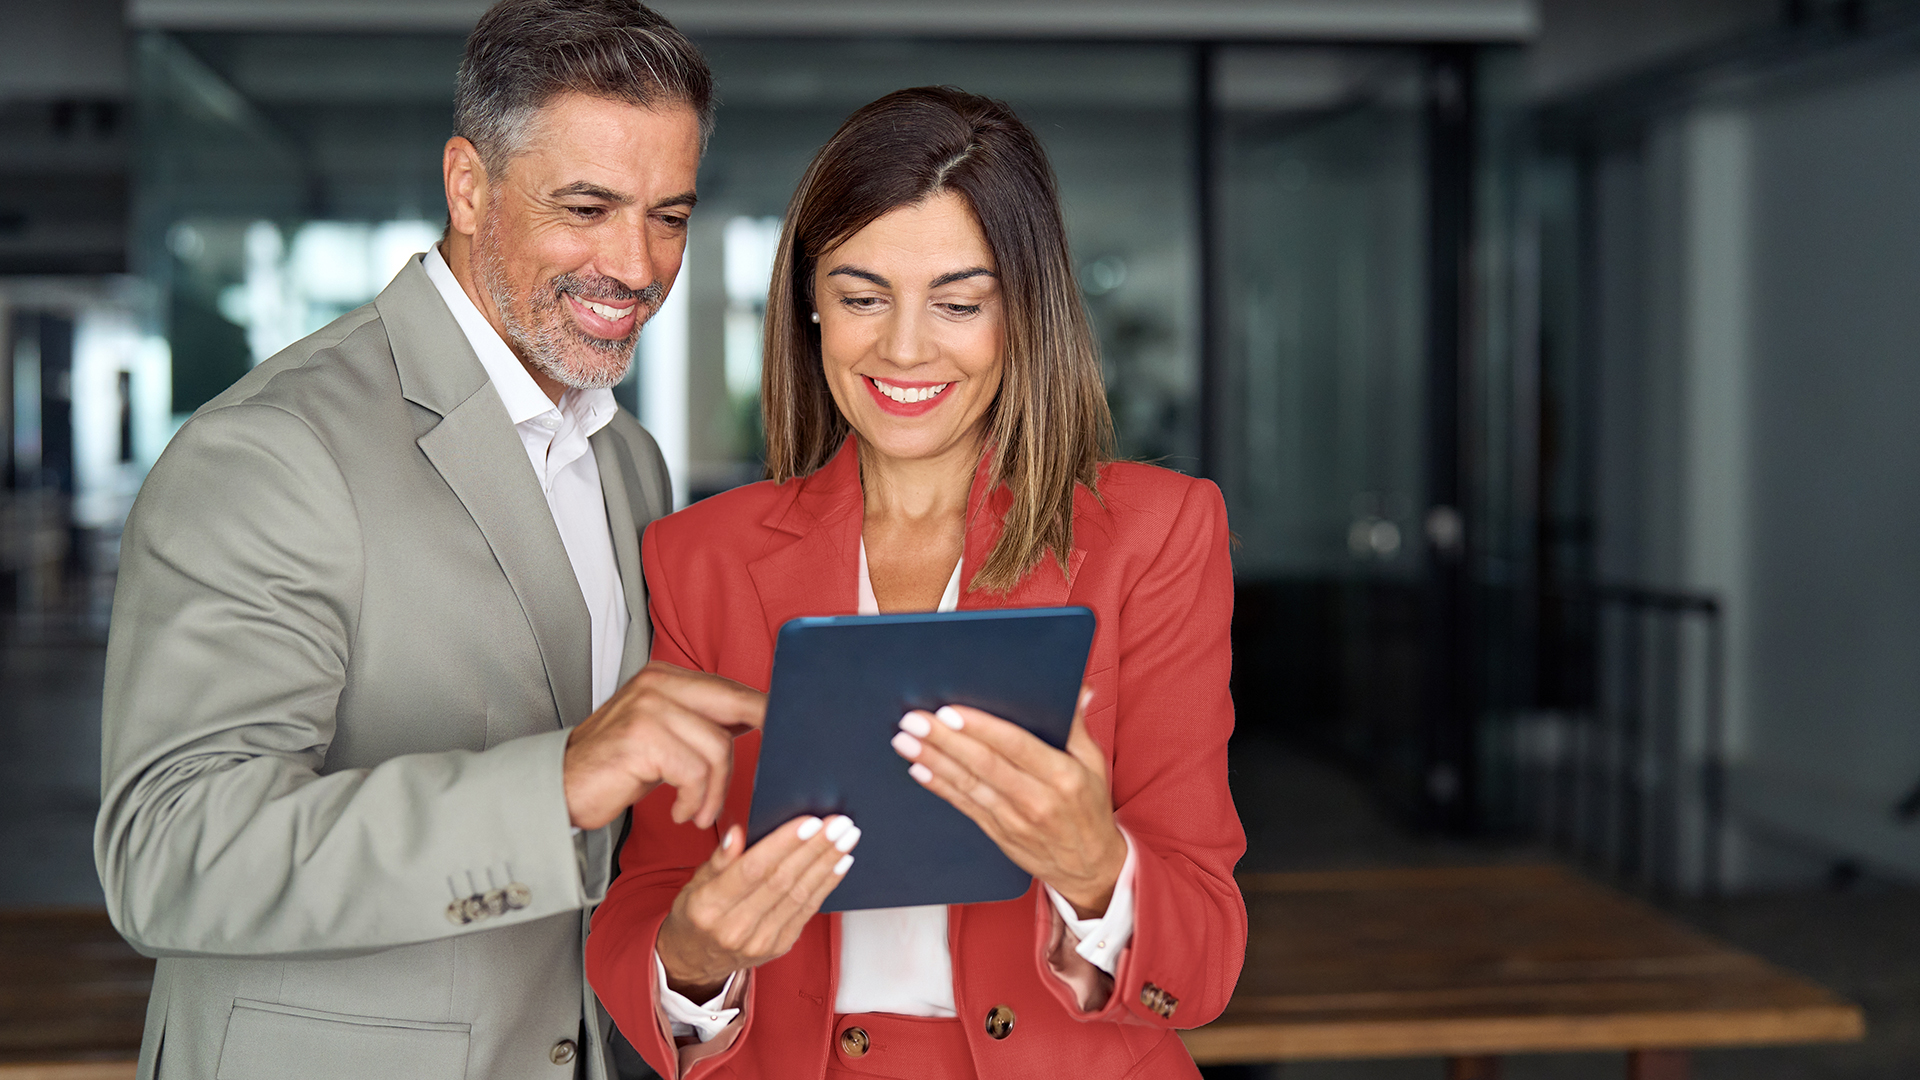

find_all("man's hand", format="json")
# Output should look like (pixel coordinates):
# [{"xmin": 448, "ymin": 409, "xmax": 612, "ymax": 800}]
[
  {"xmin": 562, "ymin": 662, "xmax": 765, "ymax": 831},
  {"xmin": 891, "ymin": 687, "xmax": 1127, "ymax": 918},
  {"xmin": 656, "ymin": 816, "xmax": 859, "ymax": 1001}
]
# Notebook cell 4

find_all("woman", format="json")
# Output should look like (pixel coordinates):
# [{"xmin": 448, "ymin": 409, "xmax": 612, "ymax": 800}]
[{"xmin": 587, "ymin": 87, "xmax": 1244, "ymax": 1080}]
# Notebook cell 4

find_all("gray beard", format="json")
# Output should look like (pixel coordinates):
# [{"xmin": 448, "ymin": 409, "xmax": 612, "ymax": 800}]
[{"xmin": 471, "ymin": 213, "xmax": 664, "ymax": 391}]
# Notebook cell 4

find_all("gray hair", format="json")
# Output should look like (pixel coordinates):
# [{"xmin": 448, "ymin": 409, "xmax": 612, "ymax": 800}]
[{"xmin": 454, "ymin": 0, "xmax": 716, "ymax": 177}]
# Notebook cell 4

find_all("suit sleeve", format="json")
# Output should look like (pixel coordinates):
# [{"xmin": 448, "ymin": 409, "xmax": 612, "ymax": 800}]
[
  {"xmin": 587, "ymin": 520, "xmax": 750, "ymax": 1079},
  {"xmin": 1035, "ymin": 478, "xmax": 1248, "ymax": 1028},
  {"xmin": 95, "ymin": 403, "xmax": 597, "ymax": 960}
]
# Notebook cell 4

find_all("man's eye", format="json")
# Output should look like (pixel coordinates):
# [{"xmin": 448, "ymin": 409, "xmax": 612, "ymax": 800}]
[
  {"xmin": 567, "ymin": 206, "xmax": 604, "ymax": 221},
  {"xmin": 657, "ymin": 214, "xmax": 689, "ymax": 230}
]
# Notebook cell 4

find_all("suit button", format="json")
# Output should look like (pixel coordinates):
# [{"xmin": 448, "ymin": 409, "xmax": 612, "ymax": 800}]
[
  {"xmin": 1139, "ymin": 982, "xmax": 1180, "ymax": 1019},
  {"xmin": 838, "ymin": 1026, "xmax": 870, "ymax": 1057},
  {"xmin": 549, "ymin": 1039, "xmax": 577, "ymax": 1065},
  {"xmin": 985, "ymin": 1004, "xmax": 1016, "ymax": 1040}
]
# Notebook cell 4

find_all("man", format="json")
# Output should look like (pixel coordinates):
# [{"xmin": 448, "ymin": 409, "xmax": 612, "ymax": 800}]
[{"xmin": 94, "ymin": 3, "xmax": 752, "ymax": 1077}]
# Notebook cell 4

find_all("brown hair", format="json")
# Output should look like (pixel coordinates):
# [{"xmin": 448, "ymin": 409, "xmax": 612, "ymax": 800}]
[
  {"xmin": 763, "ymin": 87, "xmax": 1115, "ymax": 594},
  {"xmin": 455, "ymin": 0, "xmax": 715, "ymax": 176}
]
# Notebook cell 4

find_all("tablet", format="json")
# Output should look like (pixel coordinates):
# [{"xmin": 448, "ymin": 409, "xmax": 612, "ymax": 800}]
[{"xmin": 745, "ymin": 606, "xmax": 1097, "ymax": 913}]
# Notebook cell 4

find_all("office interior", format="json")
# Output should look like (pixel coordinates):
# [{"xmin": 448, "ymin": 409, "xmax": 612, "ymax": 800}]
[{"xmin": 4, "ymin": 0, "xmax": 1920, "ymax": 1076}]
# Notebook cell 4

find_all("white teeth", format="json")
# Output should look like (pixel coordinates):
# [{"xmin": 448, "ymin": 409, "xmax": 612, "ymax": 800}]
[
  {"xmin": 575, "ymin": 297, "xmax": 632, "ymax": 321},
  {"xmin": 872, "ymin": 379, "xmax": 950, "ymax": 404}
]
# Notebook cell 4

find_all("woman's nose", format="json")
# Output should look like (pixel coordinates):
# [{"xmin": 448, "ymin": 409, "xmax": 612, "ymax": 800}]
[{"xmin": 878, "ymin": 306, "xmax": 933, "ymax": 367}]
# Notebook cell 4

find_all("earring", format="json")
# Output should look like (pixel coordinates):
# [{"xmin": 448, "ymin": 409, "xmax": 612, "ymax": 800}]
[{"xmin": 810, "ymin": 310, "xmax": 821, "ymax": 324}]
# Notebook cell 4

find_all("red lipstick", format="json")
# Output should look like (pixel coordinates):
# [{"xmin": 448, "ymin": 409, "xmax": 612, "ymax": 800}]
[{"xmin": 862, "ymin": 376, "xmax": 953, "ymax": 417}]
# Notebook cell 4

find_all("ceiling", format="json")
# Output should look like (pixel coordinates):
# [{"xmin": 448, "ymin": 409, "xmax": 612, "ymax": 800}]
[{"xmin": 126, "ymin": 0, "xmax": 1538, "ymax": 41}]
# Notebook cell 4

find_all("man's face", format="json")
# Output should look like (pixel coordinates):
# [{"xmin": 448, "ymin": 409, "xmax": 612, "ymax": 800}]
[{"xmin": 468, "ymin": 93, "xmax": 702, "ymax": 391}]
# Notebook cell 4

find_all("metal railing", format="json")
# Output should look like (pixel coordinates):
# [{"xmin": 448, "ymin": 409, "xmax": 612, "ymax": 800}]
[{"xmin": 1512, "ymin": 585, "xmax": 1726, "ymax": 897}]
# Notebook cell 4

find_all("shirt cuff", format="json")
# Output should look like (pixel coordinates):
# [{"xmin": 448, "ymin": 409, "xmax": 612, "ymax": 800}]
[
  {"xmin": 1042, "ymin": 832, "xmax": 1138, "ymax": 976},
  {"xmin": 654, "ymin": 952, "xmax": 740, "ymax": 1043}
]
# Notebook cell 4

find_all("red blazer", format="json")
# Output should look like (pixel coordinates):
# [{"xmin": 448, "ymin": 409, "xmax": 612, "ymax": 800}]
[{"xmin": 587, "ymin": 440, "xmax": 1245, "ymax": 1079}]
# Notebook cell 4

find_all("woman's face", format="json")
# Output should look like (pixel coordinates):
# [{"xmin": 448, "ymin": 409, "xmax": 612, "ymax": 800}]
[{"xmin": 813, "ymin": 191, "xmax": 1005, "ymax": 470}]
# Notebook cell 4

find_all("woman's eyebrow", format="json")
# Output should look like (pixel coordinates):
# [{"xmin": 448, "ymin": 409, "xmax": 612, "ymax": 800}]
[
  {"xmin": 931, "ymin": 268, "xmax": 997, "ymax": 287},
  {"xmin": 827, "ymin": 266, "xmax": 889, "ymax": 287}
]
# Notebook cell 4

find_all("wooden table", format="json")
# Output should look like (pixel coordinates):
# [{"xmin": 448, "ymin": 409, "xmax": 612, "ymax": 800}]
[
  {"xmin": 1180, "ymin": 865, "xmax": 1865, "ymax": 1077},
  {"xmin": 0, "ymin": 868, "xmax": 1867, "ymax": 1079},
  {"xmin": 0, "ymin": 910, "xmax": 149, "ymax": 1080}
]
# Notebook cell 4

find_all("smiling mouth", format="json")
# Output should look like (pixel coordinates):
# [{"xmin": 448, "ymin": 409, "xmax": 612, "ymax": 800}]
[
  {"xmin": 569, "ymin": 294, "xmax": 636, "ymax": 321},
  {"xmin": 868, "ymin": 377, "xmax": 951, "ymax": 404}
]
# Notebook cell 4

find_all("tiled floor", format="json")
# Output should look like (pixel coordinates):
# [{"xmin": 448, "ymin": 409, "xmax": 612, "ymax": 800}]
[{"xmin": 3, "ymin": 626, "xmax": 1915, "ymax": 1077}]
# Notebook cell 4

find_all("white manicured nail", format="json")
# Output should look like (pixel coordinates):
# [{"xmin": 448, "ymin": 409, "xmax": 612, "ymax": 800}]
[
  {"xmin": 936, "ymin": 706, "xmax": 965, "ymax": 730},
  {"xmin": 824, "ymin": 816, "xmax": 853, "ymax": 844},
  {"xmin": 909, "ymin": 763, "xmax": 933, "ymax": 784},
  {"xmin": 834, "ymin": 854, "xmax": 854, "ymax": 875},
  {"xmin": 899, "ymin": 712, "xmax": 932, "ymax": 738},
  {"xmin": 795, "ymin": 817, "xmax": 823, "ymax": 841},
  {"xmin": 835, "ymin": 825, "xmax": 862, "ymax": 853},
  {"xmin": 892, "ymin": 731, "xmax": 922, "ymax": 758}
]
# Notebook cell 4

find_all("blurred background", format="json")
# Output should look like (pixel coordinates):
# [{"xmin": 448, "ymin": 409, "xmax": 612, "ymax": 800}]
[{"xmin": 5, "ymin": 0, "xmax": 1920, "ymax": 1076}]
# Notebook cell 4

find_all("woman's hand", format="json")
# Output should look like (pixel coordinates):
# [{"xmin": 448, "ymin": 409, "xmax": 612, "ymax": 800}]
[
  {"xmin": 892, "ymin": 688, "xmax": 1127, "ymax": 918},
  {"xmin": 655, "ymin": 815, "xmax": 861, "ymax": 1001}
]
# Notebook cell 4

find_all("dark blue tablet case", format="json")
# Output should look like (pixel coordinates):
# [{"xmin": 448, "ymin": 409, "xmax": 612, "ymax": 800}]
[{"xmin": 745, "ymin": 606, "xmax": 1097, "ymax": 913}]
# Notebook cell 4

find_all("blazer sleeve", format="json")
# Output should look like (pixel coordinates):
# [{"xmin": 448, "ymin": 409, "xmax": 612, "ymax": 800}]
[
  {"xmin": 587, "ymin": 520, "xmax": 746, "ymax": 1079},
  {"xmin": 1036, "ymin": 478, "xmax": 1247, "ymax": 1029},
  {"xmin": 95, "ymin": 403, "xmax": 600, "ymax": 960}
]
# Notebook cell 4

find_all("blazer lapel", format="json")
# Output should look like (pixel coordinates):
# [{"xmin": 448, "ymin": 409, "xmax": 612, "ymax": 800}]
[
  {"xmin": 955, "ymin": 454, "xmax": 1086, "ymax": 610},
  {"xmin": 745, "ymin": 438, "xmax": 1087, "ymax": 625},
  {"xmin": 592, "ymin": 429, "xmax": 650, "ymax": 684},
  {"xmin": 380, "ymin": 256, "xmax": 593, "ymax": 727},
  {"xmin": 747, "ymin": 441, "xmax": 864, "ymax": 636}
]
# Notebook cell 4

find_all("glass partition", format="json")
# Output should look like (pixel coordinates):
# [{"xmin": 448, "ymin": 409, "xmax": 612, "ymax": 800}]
[
  {"xmin": 134, "ymin": 32, "xmax": 1198, "ymax": 502},
  {"xmin": 1213, "ymin": 46, "xmax": 1430, "ymax": 581}
]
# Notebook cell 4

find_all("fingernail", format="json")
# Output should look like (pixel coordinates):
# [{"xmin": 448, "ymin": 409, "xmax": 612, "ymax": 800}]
[
  {"xmin": 833, "ymin": 853, "xmax": 854, "ymax": 876},
  {"xmin": 898, "ymin": 712, "xmax": 932, "ymax": 738},
  {"xmin": 835, "ymin": 825, "xmax": 861, "ymax": 853},
  {"xmin": 823, "ymin": 816, "xmax": 853, "ymax": 843},
  {"xmin": 936, "ymin": 706, "xmax": 965, "ymax": 730},
  {"xmin": 795, "ymin": 816, "xmax": 823, "ymax": 841},
  {"xmin": 1079, "ymin": 688, "xmax": 1095, "ymax": 710},
  {"xmin": 891, "ymin": 730, "xmax": 922, "ymax": 758},
  {"xmin": 909, "ymin": 763, "xmax": 933, "ymax": 784}
]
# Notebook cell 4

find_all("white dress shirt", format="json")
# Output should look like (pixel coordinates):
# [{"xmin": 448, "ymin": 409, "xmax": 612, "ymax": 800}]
[
  {"xmin": 661, "ymin": 539, "xmax": 1136, "ymax": 1040},
  {"xmin": 423, "ymin": 246, "xmax": 629, "ymax": 711}
]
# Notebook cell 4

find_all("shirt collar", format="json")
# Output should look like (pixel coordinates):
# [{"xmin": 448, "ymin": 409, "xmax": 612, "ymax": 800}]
[{"xmin": 423, "ymin": 244, "xmax": 565, "ymax": 428}]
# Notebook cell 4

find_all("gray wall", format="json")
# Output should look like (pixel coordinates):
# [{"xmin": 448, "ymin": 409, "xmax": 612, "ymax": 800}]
[
  {"xmin": 1737, "ymin": 62, "xmax": 1920, "ymax": 879},
  {"xmin": 1589, "ymin": 54, "xmax": 1920, "ymax": 887}
]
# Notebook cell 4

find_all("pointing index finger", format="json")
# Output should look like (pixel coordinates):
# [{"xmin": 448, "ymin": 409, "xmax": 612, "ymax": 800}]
[{"xmin": 646, "ymin": 662, "xmax": 767, "ymax": 732}]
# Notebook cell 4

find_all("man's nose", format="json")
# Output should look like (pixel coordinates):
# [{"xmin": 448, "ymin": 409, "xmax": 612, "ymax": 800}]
[{"xmin": 598, "ymin": 219, "xmax": 661, "ymax": 297}]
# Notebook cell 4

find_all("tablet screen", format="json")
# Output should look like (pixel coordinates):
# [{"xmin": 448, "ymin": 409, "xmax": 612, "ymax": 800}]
[{"xmin": 746, "ymin": 606, "xmax": 1096, "ymax": 912}]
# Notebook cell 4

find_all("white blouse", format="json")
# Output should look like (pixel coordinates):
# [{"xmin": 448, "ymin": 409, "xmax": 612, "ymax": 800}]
[{"xmin": 659, "ymin": 539, "xmax": 1136, "ymax": 1040}]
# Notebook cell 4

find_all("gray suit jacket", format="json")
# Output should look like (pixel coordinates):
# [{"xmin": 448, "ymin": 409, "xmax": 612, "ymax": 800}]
[{"xmin": 95, "ymin": 256, "xmax": 670, "ymax": 1080}]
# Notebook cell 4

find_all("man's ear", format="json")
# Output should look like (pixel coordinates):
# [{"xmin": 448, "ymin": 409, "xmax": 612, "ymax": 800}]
[{"xmin": 443, "ymin": 136, "xmax": 488, "ymax": 239}]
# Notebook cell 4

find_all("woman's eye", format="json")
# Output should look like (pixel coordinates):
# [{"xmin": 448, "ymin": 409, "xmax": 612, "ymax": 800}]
[
  {"xmin": 840, "ymin": 296, "xmax": 882, "ymax": 311},
  {"xmin": 942, "ymin": 303, "xmax": 982, "ymax": 316}
]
